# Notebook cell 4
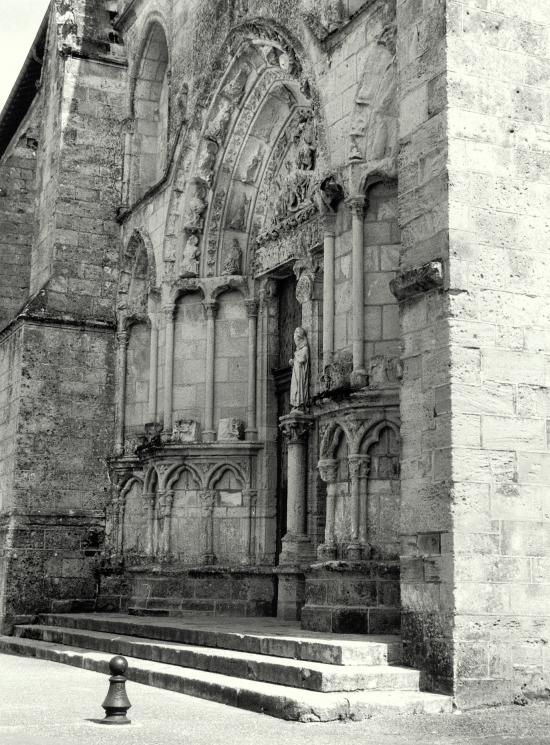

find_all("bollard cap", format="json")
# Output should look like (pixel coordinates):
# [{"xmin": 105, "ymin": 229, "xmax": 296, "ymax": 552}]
[{"xmin": 109, "ymin": 655, "xmax": 128, "ymax": 676}]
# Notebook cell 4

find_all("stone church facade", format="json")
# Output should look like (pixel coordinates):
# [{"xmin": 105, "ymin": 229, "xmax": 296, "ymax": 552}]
[{"xmin": 0, "ymin": 0, "xmax": 549, "ymax": 709}]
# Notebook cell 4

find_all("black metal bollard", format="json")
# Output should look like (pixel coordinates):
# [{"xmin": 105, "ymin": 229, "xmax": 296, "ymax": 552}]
[{"xmin": 100, "ymin": 655, "xmax": 132, "ymax": 725}]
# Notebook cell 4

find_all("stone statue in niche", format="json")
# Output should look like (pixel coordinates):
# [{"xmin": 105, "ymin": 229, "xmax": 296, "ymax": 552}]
[
  {"xmin": 206, "ymin": 99, "xmax": 232, "ymax": 144},
  {"xmin": 289, "ymin": 327, "xmax": 310, "ymax": 411},
  {"xmin": 223, "ymin": 65, "xmax": 251, "ymax": 104},
  {"xmin": 180, "ymin": 234, "xmax": 201, "ymax": 277},
  {"xmin": 227, "ymin": 192, "xmax": 250, "ymax": 231},
  {"xmin": 242, "ymin": 144, "xmax": 264, "ymax": 184},
  {"xmin": 183, "ymin": 178, "xmax": 208, "ymax": 231},
  {"xmin": 295, "ymin": 113, "xmax": 316, "ymax": 171},
  {"xmin": 222, "ymin": 238, "xmax": 242, "ymax": 276},
  {"xmin": 218, "ymin": 418, "xmax": 245, "ymax": 441},
  {"xmin": 198, "ymin": 140, "xmax": 218, "ymax": 184}
]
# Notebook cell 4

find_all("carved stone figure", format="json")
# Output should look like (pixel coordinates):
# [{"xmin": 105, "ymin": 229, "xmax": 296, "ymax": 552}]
[
  {"xmin": 180, "ymin": 234, "xmax": 201, "ymax": 277},
  {"xmin": 223, "ymin": 65, "xmax": 250, "ymax": 104},
  {"xmin": 289, "ymin": 327, "xmax": 310, "ymax": 411},
  {"xmin": 206, "ymin": 99, "xmax": 232, "ymax": 144},
  {"xmin": 183, "ymin": 179, "xmax": 208, "ymax": 231},
  {"xmin": 218, "ymin": 418, "xmax": 244, "ymax": 441},
  {"xmin": 242, "ymin": 144, "xmax": 264, "ymax": 184},
  {"xmin": 227, "ymin": 192, "xmax": 250, "ymax": 231},
  {"xmin": 198, "ymin": 140, "xmax": 218, "ymax": 183},
  {"xmin": 222, "ymin": 238, "xmax": 242, "ymax": 275},
  {"xmin": 173, "ymin": 419, "xmax": 200, "ymax": 442}
]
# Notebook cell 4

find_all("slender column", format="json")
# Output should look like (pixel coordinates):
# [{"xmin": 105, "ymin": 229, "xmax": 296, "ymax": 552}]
[
  {"xmin": 116, "ymin": 487, "xmax": 126, "ymax": 558},
  {"xmin": 242, "ymin": 489, "xmax": 257, "ymax": 565},
  {"xmin": 279, "ymin": 412, "xmax": 314, "ymax": 563},
  {"xmin": 114, "ymin": 329, "xmax": 129, "ymax": 456},
  {"xmin": 157, "ymin": 490, "xmax": 175, "ymax": 562},
  {"xmin": 143, "ymin": 492, "xmax": 156, "ymax": 557},
  {"xmin": 245, "ymin": 300, "xmax": 258, "ymax": 440},
  {"xmin": 317, "ymin": 459, "xmax": 339, "ymax": 560},
  {"xmin": 358, "ymin": 456, "xmax": 370, "ymax": 547},
  {"xmin": 162, "ymin": 305, "xmax": 175, "ymax": 434},
  {"xmin": 322, "ymin": 215, "xmax": 336, "ymax": 370},
  {"xmin": 148, "ymin": 320, "xmax": 159, "ymax": 423},
  {"xmin": 348, "ymin": 195, "xmax": 367, "ymax": 388},
  {"xmin": 347, "ymin": 454, "xmax": 370, "ymax": 560},
  {"xmin": 200, "ymin": 489, "xmax": 216, "ymax": 565},
  {"xmin": 203, "ymin": 301, "xmax": 218, "ymax": 442}
]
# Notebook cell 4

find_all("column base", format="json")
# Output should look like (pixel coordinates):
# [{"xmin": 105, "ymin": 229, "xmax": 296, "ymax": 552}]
[
  {"xmin": 275, "ymin": 567, "xmax": 306, "ymax": 621},
  {"xmin": 245, "ymin": 428, "xmax": 258, "ymax": 441},
  {"xmin": 346, "ymin": 542, "xmax": 364, "ymax": 561},
  {"xmin": 279, "ymin": 533, "xmax": 314, "ymax": 564},
  {"xmin": 350, "ymin": 368, "xmax": 367, "ymax": 389},
  {"xmin": 202, "ymin": 430, "xmax": 216, "ymax": 443},
  {"xmin": 317, "ymin": 542, "xmax": 337, "ymax": 560},
  {"xmin": 201, "ymin": 554, "xmax": 216, "ymax": 565}
]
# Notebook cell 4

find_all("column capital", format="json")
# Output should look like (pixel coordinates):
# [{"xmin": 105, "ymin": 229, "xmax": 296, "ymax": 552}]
[
  {"xmin": 244, "ymin": 299, "xmax": 259, "ymax": 318},
  {"xmin": 162, "ymin": 304, "xmax": 175, "ymax": 320},
  {"xmin": 317, "ymin": 458, "xmax": 339, "ymax": 484},
  {"xmin": 321, "ymin": 212, "xmax": 337, "ymax": 235},
  {"xmin": 200, "ymin": 489, "xmax": 216, "ymax": 514},
  {"xmin": 346, "ymin": 194, "xmax": 366, "ymax": 218},
  {"xmin": 116, "ymin": 330, "xmax": 129, "ymax": 347},
  {"xmin": 202, "ymin": 301, "xmax": 218, "ymax": 320},
  {"xmin": 348, "ymin": 453, "xmax": 370, "ymax": 478},
  {"xmin": 279, "ymin": 412, "xmax": 314, "ymax": 443}
]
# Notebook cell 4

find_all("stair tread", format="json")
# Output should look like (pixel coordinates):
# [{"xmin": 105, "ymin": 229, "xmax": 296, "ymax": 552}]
[
  {"xmin": 16, "ymin": 624, "xmax": 416, "ymax": 678},
  {"xmin": 0, "ymin": 635, "xmax": 450, "ymax": 708},
  {"xmin": 38, "ymin": 612, "xmax": 401, "ymax": 648}
]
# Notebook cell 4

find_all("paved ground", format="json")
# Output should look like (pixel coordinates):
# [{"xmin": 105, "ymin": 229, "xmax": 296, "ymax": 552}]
[{"xmin": 1, "ymin": 653, "xmax": 549, "ymax": 745}]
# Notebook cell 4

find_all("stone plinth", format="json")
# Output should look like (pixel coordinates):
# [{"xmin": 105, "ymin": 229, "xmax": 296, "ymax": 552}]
[
  {"xmin": 300, "ymin": 561, "xmax": 400, "ymax": 635},
  {"xmin": 275, "ymin": 567, "xmax": 306, "ymax": 622}
]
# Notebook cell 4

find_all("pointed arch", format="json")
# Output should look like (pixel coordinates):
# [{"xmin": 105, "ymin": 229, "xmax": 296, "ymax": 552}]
[{"xmin": 320, "ymin": 421, "xmax": 350, "ymax": 460}]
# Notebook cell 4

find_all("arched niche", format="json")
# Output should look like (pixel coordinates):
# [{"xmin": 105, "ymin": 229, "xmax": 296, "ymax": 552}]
[
  {"xmin": 210, "ymin": 466, "xmax": 247, "ymax": 563},
  {"xmin": 124, "ymin": 320, "xmax": 151, "ymax": 432},
  {"xmin": 169, "ymin": 467, "xmax": 202, "ymax": 564},
  {"xmin": 122, "ymin": 477, "xmax": 147, "ymax": 560},
  {"xmin": 214, "ymin": 289, "xmax": 248, "ymax": 427},
  {"xmin": 118, "ymin": 230, "xmax": 157, "ymax": 316},
  {"xmin": 129, "ymin": 22, "xmax": 170, "ymax": 203},
  {"xmin": 173, "ymin": 291, "xmax": 206, "ymax": 425},
  {"xmin": 333, "ymin": 432, "xmax": 351, "ymax": 548},
  {"xmin": 363, "ymin": 423, "xmax": 400, "ymax": 560}
]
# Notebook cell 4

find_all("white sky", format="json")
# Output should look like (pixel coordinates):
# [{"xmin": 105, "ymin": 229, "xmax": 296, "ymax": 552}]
[{"xmin": 0, "ymin": 0, "xmax": 51, "ymax": 112}]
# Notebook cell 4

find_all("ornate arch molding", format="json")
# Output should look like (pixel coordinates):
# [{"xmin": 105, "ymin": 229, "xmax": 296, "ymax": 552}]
[
  {"xmin": 354, "ymin": 418, "xmax": 400, "ymax": 455},
  {"xmin": 207, "ymin": 462, "xmax": 247, "ymax": 490},
  {"xmin": 118, "ymin": 229, "xmax": 159, "ymax": 323},
  {"xmin": 320, "ymin": 421, "xmax": 352, "ymax": 460},
  {"xmin": 162, "ymin": 18, "xmax": 331, "ymax": 284}
]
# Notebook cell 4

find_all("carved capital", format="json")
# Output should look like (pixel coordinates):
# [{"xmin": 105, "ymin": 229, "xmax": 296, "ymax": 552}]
[
  {"xmin": 244, "ymin": 299, "xmax": 258, "ymax": 318},
  {"xmin": 346, "ymin": 195, "xmax": 366, "ymax": 219},
  {"xmin": 279, "ymin": 413, "xmax": 314, "ymax": 443},
  {"xmin": 162, "ymin": 304, "xmax": 175, "ymax": 321},
  {"xmin": 348, "ymin": 454, "xmax": 370, "ymax": 479},
  {"xmin": 116, "ymin": 330, "xmax": 129, "ymax": 347},
  {"xmin": 157, "ymin": 490, "xmax": 174, "ymax": 518},
  {"xmin": 202, "ymin": 301, "xmax": 218, "ymax": 320},
  {"xmin": 317, "ymin": 458, "xmax": 339, "ymax": 484},
  {"xmin": 200, "ymin": 489, "xmax": 216, "ymax": 514}
]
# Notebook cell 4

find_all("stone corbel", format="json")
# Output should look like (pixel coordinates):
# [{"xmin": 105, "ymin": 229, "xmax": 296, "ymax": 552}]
[{"xmin": 389, "ymin": 260, "xmax": 444, "ymax": 302}]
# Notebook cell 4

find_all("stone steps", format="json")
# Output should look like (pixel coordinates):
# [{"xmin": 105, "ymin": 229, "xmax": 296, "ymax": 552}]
[
  {"xmin": 0, "ymin": 635, "xmax": 452, "ymax": 722},
  {"xmin": 36, "ymin": 613, "xmax": 404, "ymax": 666},
  {"xmin": 14, "ymin": 624, "xmax": 421, "ymax": 693}
]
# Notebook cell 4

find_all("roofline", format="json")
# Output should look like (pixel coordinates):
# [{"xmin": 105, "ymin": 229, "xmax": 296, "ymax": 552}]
[{"xmin": 0, "ymin": 3, "xmax": 50, "ymax": 159}]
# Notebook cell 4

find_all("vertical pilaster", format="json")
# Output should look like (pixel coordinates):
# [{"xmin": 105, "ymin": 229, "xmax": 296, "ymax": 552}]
[
  {"xmin": 348, "ymin": 196, "xmax": 367, "ymax": 389},
  {"xmin": 322, "ymin": 215, "xmax": 336, "ymax": 370},
  {"xmin": 162, "ymin": 304, "xmax": 175, "ymax": 434},
  {"xmin": 203, "ymin": 301, "xmax": 218, "ymax": 442},
  {"xmin": 144, "ymin": 492, "xmax": 155, "ymax": 557},
  {"xmin": 347, "ymin": 454, "xmax": 369, "ymax": 560},
  {"xmin": 157, "ymin": 490, "xmax": 174, "ymax": 561},
  {"xmin": 200, "ymin": 489, "xmax": 216, "ymax": 565},
  {"xmin": 242, "ymin": 488, "xmax": 257, "ymax": 565},
  {"xmin": 148, "ymin": 320, "xmax": 159, "ymax": 423},
  {"xmin": 279, "ymin": 412, "xmax": 314, "ymax": 563},
  {"xmin": 317, "ymin": 459, "xmax": 338, "ymax": 560},
  {"xmin": 114, "ymin": 329, "xmax": 129, "ymax": 456},
  {"xmin": 245, "ymin": 300, "xmax": 258, "ymax": 440}
]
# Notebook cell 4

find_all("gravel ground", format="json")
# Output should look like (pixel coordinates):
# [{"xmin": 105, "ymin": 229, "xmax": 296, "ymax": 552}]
[{"xmin": 0, "ymin": 653, "xmax": 549, "ymax": 745}]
